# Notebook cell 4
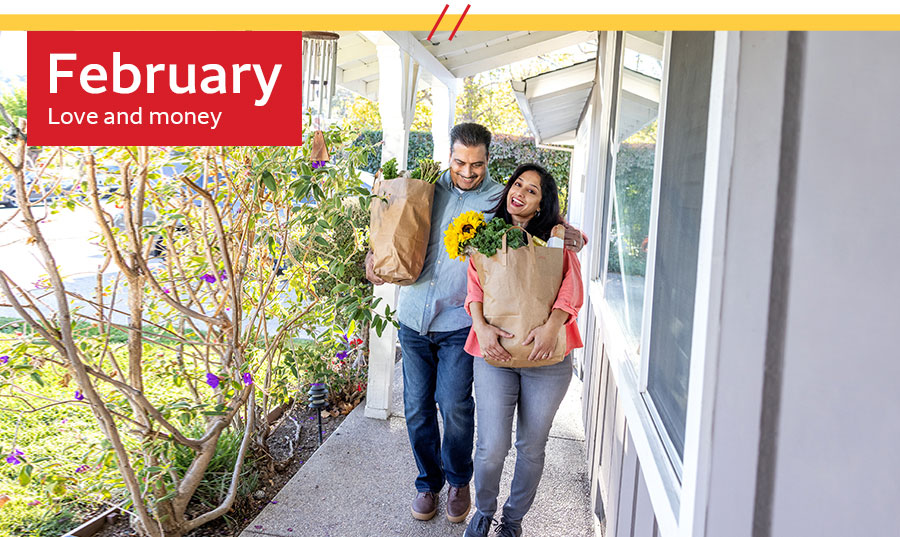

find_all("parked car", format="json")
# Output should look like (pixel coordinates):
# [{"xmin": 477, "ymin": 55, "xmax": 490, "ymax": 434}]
[{"xmin": 0, "ymin": 171, "xmax": 51, "ymax": 207}]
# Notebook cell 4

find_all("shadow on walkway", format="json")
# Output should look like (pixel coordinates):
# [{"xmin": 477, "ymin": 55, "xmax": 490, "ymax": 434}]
[{"xmin": 240, "ymin": 362, "xmax": 593, "ymax": 537}]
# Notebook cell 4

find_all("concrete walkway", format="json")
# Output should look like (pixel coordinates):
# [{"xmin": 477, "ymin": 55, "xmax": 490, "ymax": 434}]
[{"xmin": 240, "ymin": 361, "xmax": 593, "ymax": 537}]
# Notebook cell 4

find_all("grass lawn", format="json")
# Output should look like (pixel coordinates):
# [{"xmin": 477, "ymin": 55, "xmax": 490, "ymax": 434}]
[{"xmin": 0, "ymin": 316, "xmax": 247, "ymax": 536}]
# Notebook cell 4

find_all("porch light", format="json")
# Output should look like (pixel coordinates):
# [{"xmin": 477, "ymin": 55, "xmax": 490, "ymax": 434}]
[{"xmin": 302, "ymin": 31, "xmax": 339, "ymax": 119}]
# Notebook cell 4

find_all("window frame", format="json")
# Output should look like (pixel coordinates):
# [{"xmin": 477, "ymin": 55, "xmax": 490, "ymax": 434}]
[{"xmin": 587, "ymin": 30, "xmax": 736, "ymax": 537}]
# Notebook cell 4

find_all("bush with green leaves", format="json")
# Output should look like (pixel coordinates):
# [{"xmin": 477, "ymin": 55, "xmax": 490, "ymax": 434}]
[
  {"xmin": 0, "ymin": 120, "xmax": 389, "ymax": 536},
  {"xmin": 351, "ymin": 130, "xmax": 572, "ymax": 211},
  {"xmin": 606, "ymin": 143, "xmax": 655, "ymax": 276}
]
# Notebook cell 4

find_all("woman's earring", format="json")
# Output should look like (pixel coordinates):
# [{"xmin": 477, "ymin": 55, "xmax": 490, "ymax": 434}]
[{"xmin": 536, "ymin": 210, "xmax": 541, "ymax": 217}]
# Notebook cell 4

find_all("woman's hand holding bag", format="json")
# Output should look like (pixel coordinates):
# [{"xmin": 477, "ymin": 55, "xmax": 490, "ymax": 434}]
[
  {"xmin": 472, "ymin": 311, "xmax": 515, "ymax": 362},
  {"xmin": 471, "ymin": 225, "xmax": 567, "ymax": 368}
]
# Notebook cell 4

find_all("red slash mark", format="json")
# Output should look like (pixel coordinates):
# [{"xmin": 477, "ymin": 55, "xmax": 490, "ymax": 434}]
[
  {"xmin": 449, "ymin": 4, "xmax": 471, "ymax": 41},
  {"xmin": 427, "ymin": 4, "xmax": 449, "ymax": 42}
]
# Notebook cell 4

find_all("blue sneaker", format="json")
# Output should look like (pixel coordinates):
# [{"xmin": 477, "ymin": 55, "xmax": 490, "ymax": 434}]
[
  {"xmin": 494, "ymin": 521, "xmax": 522, "ymax": 537},
  {"xmin": 464, "ymin": 512, "xmax": 495, "ymax": 537}
]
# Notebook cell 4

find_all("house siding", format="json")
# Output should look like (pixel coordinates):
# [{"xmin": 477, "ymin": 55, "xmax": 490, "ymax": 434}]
[{"xmin": 576, "ymin": 30, "xmax": 900, "ymax": 537}]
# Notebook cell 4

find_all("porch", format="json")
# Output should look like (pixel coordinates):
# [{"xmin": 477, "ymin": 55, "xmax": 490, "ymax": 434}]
[{"xmin": 239, "ymin": 361, "xmax": 594, "ymax": 537}]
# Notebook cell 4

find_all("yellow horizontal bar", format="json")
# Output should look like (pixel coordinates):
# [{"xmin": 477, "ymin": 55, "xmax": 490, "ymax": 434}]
[{"xmin": 1, "ymin": 14, "xmax": 900, "ymax": 31}]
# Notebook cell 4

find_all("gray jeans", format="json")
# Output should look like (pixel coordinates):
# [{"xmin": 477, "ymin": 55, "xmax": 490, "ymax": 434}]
[{"xmin": 472, "ymin": 354, "xmax": 573, "ymax": 526}]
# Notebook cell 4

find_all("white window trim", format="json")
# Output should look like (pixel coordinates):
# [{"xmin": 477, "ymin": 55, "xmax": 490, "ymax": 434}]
[
  {"xmin": 587, "ymin": 31, "xmax": 739, "ymax": 537},
  {"xmin": 637, "ymin": 31, "xmax": 673, "ymax": 391},
  {"xmin": 678, "ymin": 31, "xmax": 741, "ymax": 537},
  {"xmin": 634, "ymin": 31, "xmax": 689, "ymax": 481}
]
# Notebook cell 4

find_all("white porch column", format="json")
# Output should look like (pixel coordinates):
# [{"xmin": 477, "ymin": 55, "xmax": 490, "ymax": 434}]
[
  {"xmin": 431, "ymin": 78, "xmax": 457, "ymax": 166},
  {"xmin": 365, "ymin": 284, "xmax": 398, "ymax": 420},
  {"xmin": 365, "ymin": 36, "xmax": 419, "ymax": 420},
  {"xmin": 374, "ymin": 38, "xmax": 419, "ymax": 168}
]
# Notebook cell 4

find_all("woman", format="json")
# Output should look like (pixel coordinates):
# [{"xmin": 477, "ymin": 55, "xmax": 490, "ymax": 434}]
[{"xmin": 463, "ymin": 163, "xmax": 584, "ymax": 537}]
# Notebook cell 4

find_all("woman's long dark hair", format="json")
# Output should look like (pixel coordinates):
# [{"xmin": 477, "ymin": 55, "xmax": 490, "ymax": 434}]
[{"xmin": 489, "ymin": 163, "xmax": 562, "ymax": 241}]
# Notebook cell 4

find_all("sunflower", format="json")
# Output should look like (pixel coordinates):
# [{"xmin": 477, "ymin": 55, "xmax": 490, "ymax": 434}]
[
  {"xmin": 444, "ymin": 211, "xmax": 486, "ymax": 261},
  {"xmin": 455, "ymin": 211, "xmax": 484, "ymax": 242},
  {"xmin": 444, "ymin": 231, "xmax": 461, "ymax": 261}
]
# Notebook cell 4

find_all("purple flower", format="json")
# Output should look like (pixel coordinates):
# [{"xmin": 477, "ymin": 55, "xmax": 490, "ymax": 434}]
[
  {"xmin": 0, "ymin": 355, "xmax": 8, "ymax": 364},
  {"xmin": 219, "ymin": 270, "xmax": 227, "ymax": 281},
  {"xmin": 74, "ymin": 390, "xmax": 84, "ymax": 401},
  {"xmin": 27, "ymin": 500, "xmax": 40, "ymax": 506},
  {"xmin": 336, "ymin": 350, "xmax": 349, "ymax": 361},
  {"xmin": 206, "ymin": 373, "xmax": 220, "ymax": 389},
  {"xmin": 200, "ymin": 273, "xmax": 217, "ymax": 284},
  {"xmin": 75, "ymin": 464, "xmax": 89, "ymax": 473},
  {"xmin": 60, "ymin": 418, "xmax": 68, "ymax": 424},
  {"xmin": 242, "ymin": 372, "xmax": 253, "ymax": 385},
  {"xmin": 311, "ymin": 160, "xmax": 326, "ymax": 169},
  {"xmin": 270, "ymin": 499, "xmax": 279, "ymax": 504},
  {"xmin": 162, "ymin": 287, "xmax": 171, "ymax": 294},
  {"xmin": 6, "ymin": 449, "xmax": 23, "ymax": 465}
]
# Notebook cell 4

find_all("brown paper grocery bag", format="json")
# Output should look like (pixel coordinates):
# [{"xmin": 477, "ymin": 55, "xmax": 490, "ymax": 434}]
[
  {"xmin": 472, "ymin": 226, "xmax": 566, "ymax": 368},
  {"xmin": 369, "ymin": 177, "xmax": 435, "ymax": 285}
]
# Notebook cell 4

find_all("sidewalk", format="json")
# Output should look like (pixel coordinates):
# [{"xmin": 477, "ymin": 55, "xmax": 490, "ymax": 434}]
[{"xmin": 240, "ymin": 361, "xmax": 593, "ymax": 537}]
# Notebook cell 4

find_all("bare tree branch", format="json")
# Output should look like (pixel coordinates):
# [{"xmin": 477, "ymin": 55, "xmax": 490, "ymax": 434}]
[{"xmin": 183, "ymin": 390, "xmax": 255, "ymax": 530}]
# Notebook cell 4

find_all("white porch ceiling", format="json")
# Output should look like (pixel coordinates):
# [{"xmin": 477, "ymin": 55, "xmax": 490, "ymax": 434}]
[
  {"xmin": 332, "ymin": 30, "xmax": 597, "ymax": 101},
  {"xmin": 617, "ymin": 69, "xmax": 661, "ymax": 142},
  {"xmin": 512, "ymin": 31, "xmax": 665, "ymax": 146},
  {"xmin": 511, "ymin": 60, "xmax": 596, "ymax": 145}
]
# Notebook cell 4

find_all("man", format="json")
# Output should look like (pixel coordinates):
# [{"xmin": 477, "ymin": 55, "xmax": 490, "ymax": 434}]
[{"xmin": 366, "ymin": 123, "xmax": 585, "ymax": 524}]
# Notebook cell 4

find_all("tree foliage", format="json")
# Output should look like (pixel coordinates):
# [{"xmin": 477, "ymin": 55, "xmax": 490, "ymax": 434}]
[{"xmin": 0, "ymin": 87, "xmax": 26, "ymax": 123}]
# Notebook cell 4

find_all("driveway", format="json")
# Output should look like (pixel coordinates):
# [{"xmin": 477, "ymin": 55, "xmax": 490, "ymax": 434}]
[{"xmin": 0, "ymin": 204, "xmax": 128, "ymax": 323}]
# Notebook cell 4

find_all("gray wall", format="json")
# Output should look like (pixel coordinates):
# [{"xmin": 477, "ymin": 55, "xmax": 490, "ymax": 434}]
[
  {"xmin": 580, "ymin": 30, "xmax": 900, "ymax": 537},
  {"xmin": 769, "ymin": 31, "xmax": 900, "ymax": 537}
]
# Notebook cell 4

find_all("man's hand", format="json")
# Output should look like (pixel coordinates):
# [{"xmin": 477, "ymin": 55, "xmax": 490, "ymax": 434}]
[
  {"xmin": 473, "ymin": 321, "xmax": 514, "ymax": 362},
  {"xmin": 563, "ymin": 222, "xmax": 585, "ymax": 253},
  {"xmin": 365, "ymin": 251, "xmax": 385, "ymax": 285}
]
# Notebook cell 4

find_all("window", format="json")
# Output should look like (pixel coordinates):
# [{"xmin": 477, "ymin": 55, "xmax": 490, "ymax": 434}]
[
  {"xmin": 643, "ymin": 32, "xmax": 715, "ymax": 463},
  {"xmin": 601, "ymin": 31, "xmax": 715, "ymax": 467},
  {"xmin": 604, "ymin": 32, "xmax": 664, "ymax": 369}
]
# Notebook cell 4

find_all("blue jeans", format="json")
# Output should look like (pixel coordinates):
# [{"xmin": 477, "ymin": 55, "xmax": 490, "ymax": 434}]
[
  {"xmin": 398, "ymin": 323, "xmax": 475, "ymax": 493},
  {"xmin": 472, "ymin": 354, "xmax": 573, "ymax": 527}
]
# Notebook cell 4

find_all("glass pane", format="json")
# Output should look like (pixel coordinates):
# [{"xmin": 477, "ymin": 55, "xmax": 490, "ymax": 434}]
[
  {"xmin": 646, "ymin": 31, "xmax": 715, "ymax": 461},
  {"xmin": 604, "ymin": 32, "xmax": 663, "ymax": 365}
]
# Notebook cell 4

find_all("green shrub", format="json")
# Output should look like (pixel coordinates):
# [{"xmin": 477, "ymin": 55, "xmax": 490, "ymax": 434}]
[
  {"xmin": 351, "ymin": 130, "xmax": 572, "ymax": 211},
  {"xmin": 169, "ymin": 426, "xmax": 259, "ymax": 510},
  {"xmin": 606, "ymin": 143, "xmax": 655, "ymax": 276}
]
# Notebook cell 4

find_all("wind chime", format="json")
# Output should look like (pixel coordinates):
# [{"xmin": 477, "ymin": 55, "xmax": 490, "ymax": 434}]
[{"xmin": 302, "ymin": 31, "xmax": 339, "ymax": 163}]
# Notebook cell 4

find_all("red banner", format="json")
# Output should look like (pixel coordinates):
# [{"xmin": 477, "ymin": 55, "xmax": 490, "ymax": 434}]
[{"xmin": 27, "ymin": 31, "xmax": 302, "ymax": 146}]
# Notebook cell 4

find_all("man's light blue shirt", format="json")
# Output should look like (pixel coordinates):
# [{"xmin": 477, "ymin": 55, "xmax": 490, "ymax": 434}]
[{"xmin": 397, "ymin": 169, "xmax": 504, "ymax": 335}]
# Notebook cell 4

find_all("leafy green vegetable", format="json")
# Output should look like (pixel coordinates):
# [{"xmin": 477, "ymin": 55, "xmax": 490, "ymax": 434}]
[
  {"xmin": 468, "ymin": 218, "xmax": 526, "ymax": 258},
  {"xmin": 381, "ymin": 158, "xmax": 399, "ymax": 180}
]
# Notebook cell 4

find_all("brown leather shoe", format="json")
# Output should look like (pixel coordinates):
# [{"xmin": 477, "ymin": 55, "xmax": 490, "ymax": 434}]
[
  {"xmin": 411, "ymin": 491, "xmax": 437, "ymax": 521},
  {"xmin": 446, "ymin": 484, "xmax": 471, "ymax": 523}
]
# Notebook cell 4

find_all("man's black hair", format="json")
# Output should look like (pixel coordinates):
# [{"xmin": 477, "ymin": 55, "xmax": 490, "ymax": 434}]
[{"xmin": 450, "ymin": 123, "xmax": 492, "ymax": 156}]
